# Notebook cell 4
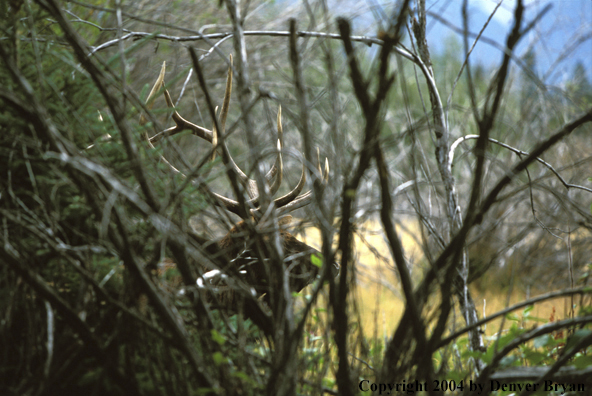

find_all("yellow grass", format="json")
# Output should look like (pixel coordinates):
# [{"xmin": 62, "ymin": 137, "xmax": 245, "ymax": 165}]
[{"xmin": 298, "ymin": 218, "xmax": 572, "ymax": 341}]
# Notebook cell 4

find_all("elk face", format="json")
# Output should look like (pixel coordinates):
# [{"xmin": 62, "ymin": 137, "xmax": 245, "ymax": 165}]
[
  {"xmin": 216, "ymin": 216, "xmax": 337, "ymax": 302},
  {"xmin": 145, "ymin": 56, "xmax": 336, "ymax": 322}
]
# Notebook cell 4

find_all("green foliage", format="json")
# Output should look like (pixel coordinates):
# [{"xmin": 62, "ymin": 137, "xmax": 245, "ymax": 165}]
[
  {"xmin": 441, "ymin": 303, "xmax": 592, "ymax": 395},
  {"xmin": 311, "ymin": 252, "xmax": 323, "ymax": 268},
  {"xmin": 211, "ymin": 329, "xmax": 227, "ymax": 346},
  {"xmin": 2, "ymin": 1, "xmax": 592, "ymax": 395}
]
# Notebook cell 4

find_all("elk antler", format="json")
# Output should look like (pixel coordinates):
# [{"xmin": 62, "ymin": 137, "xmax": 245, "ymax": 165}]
[
  {"xmin": 143, "ymin": 55, "xmax": 329, "ymax": 218},
  {"xmin": 142, "ymin": 56, "xmax": 336, "ymax": 336}
]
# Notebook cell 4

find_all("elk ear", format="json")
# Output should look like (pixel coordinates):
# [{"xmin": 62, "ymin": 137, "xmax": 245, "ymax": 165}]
[{"xmin": 279, "ymin": 215, "xmax": 293, "ymax": 227}]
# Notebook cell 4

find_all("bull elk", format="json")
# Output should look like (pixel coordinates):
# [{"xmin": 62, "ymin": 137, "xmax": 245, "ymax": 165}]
[{"xmin": 143, "ymin": 56, "xmax": 336, "ymax": 332}]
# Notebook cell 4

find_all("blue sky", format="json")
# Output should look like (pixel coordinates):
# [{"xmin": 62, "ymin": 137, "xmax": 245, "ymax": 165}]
[
  {"xmin": 340, "ymin": 0, "xmax": 591, "ymax": 85},
  {"xmin": 422, "ymin": 0, "xmax": 592, "ymax": 84}
]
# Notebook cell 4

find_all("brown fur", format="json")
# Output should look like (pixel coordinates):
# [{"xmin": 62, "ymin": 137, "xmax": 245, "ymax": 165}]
[
  {"xmin": 216, "ymin": 217, "xmax": 323, "ymax": 298},
  {"xmin": 189, "ymin": 217, "xmax": 335, "ymax": 334}
]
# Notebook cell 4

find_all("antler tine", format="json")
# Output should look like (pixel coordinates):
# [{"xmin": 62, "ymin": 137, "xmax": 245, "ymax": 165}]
[
  {"xmin": 214, "ymin": 55, "xmax": 283, "ymax": 202},
  {"xmin": 230, "ymin": 105, "xmax": 294, "ymax": 213},
  {"xmin": 213, "ymin": 67, "xmax": 284, "ymax": 204},
  {"xmin": 216, "ymin": 55, "xmax": 255, "ymax": 196},
  {"xmin": 141, "ymin": 61, "xmax": 242, "ymax": 214},
  {"xmin": 219, "ymin": 56, "xmax": 232, "ymax": 134},
  {"xmin": 220, "ymin": 64, "xmax": 284, "ymax": 200},
  {"xmin": 140, "ymin": 61, "xmax": 166, "ymax": 128},
  {"xmin": 145, "ymin": 62, "xmax": 213, "ymax": 145},
  {"xmin": 317, "ymin": 148, "xmax": 330, "ymax": 185},
  {"xmin": 140, "ymin": 62, "xmax": 190, "ymax": 176},
  {"xmin": 275, "ymin": 153, "xmax": 330, "ymax": 216},
  {"xmin": 273, "ymin": 163, "xmax": 306, "ymax": 208},
  {"xmin": 143, "ymin": 59, "xmax": 246, "ymax": 199},
  {"xmin": 266, "ymin": 106, "xmax": 284, "ymax": 196},
  {"xmin": 144, "ymin": 57, "xmax": 315, "ymax": 218},
  {"xmin": 241, "ymin": 105, "xmax": 285, "ymax": 202}
]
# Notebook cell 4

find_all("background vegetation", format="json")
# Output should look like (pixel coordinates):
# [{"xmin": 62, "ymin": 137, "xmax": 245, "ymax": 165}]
[{"xmin": 1, "ymin": 0, "xmax": 592, "ymax": 395}]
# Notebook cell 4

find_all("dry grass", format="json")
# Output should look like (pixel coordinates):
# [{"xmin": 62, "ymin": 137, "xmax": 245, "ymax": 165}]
[{"xmin": 298, "ymin": 219, "xmax": 575, "ymax": 341}]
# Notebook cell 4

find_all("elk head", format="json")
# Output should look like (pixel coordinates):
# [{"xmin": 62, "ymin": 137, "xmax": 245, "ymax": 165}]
[{"xmin": 143, "ymin": 56, "xmax": 336, "ymax": 330}]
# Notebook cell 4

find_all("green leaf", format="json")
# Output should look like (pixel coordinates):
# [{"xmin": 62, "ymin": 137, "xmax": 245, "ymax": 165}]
[
  {"xmin": 523, "ymin": 305, "xmax": 534, "ymax": 315},
  {"xmin": 210, "ymin": 329, "xmax": 226, "ymax": 346},
  {"xmin": 506, "ymin": 313, "xmax": 520, "ymax": 321},
  {"xmin": 212, "ymin": 351, "xmax": 225, "ymax": 366},
  {"xmin": 523, "ymin": 315, "xmax": 547, "ymax": 323},
  {"xmin": 78, "ymin": 368, "xmax": 103, "ymax": 386},
  {"xmin": 564, "ymin": 329, "xmax": 592, "ymax": 352},
  {"xmin": 533, "ymin": 334, "xmax": 551, "ymax": 349},
  {"xmin": 323, "ymin": 377, "xmax": 336, "ymax": 389},
  {"xmin": 447, "ymin": 371, "xmax": 465, "ymax": 383},
  {"xmin": 523, "ymin": 350, "xmax": 547, "ymax": 366},
  {"xmin": 311, "ymin": 253, "xmax": 323, "ymax": 268},
  {"xmin": 232, "ymin": 371, "xmax": 258, "ymax": 387},
  {"xmin": 500, "ymin": 355, "xmax": 519, "ymax": 368},
  {"xmin": 573, "ymin": 354, "xmax": 592, "ymax": 369}
]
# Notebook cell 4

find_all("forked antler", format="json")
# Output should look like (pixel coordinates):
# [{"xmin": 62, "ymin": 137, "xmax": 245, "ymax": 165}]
[{"xmin": 143, "ymin": 55, "xmax": 329, "ymax": 218}]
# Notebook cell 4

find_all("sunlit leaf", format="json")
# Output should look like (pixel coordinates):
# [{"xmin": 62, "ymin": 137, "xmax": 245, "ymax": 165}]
[{"xmin": 311, "ymin": 253, "xmax": 323, "ymax": 268}]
